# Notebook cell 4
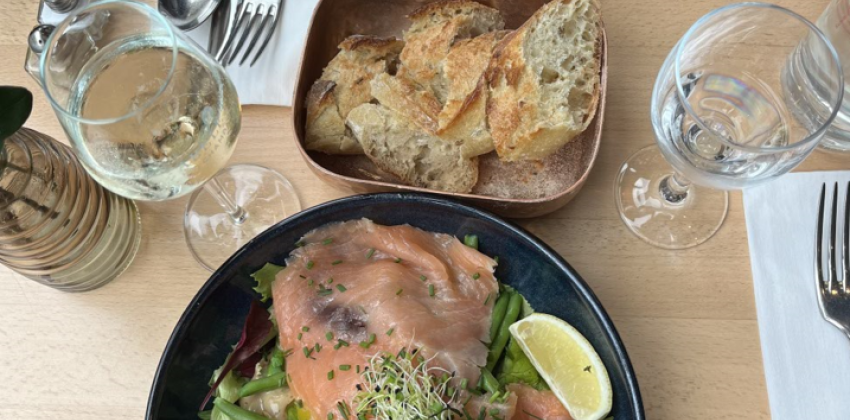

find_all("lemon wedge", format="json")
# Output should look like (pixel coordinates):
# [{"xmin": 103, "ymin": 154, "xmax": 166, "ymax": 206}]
[{"xmin": 509, "ymin": 313, "xmax": 612, "ymax": 420}]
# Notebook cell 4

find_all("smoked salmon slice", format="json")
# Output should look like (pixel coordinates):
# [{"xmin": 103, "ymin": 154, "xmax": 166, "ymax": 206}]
[
  {"xmin": 272, "ymin": 219, "xmax": 498, "ymax": 418},
  {"xmin": 509, "ymin": 383, "xmax": 574, "ymax": 420}
]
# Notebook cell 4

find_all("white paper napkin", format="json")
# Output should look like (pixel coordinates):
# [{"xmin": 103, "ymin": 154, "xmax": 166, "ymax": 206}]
[
  {"xmin": 186, "ymin": 0, "xmax": 320, "ymax": 107},
  {"xmin": 744, "ymin": 171, "xmax": 850, "ymax": 420}
]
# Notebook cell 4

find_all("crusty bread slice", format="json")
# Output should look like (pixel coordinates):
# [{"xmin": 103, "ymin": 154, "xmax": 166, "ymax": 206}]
[
  {"xmin": 346, "ymin": 103, "xmax": 479, "ymax": 193},
  {"xmin": 437, "ymin": 30, "xmax": 510, "ymax": 158},
  {"xmin": 305, "ymin": 35, "xmax": 404, "ymax": 155},
  {"xmin": 370, "ymin": 72, "xmax": 442, "ymax": 135},
  {"xmin": 400, "ymin": 0, "xmax": 505, "ymax": 103},
  {"xmin": 487, "ymin": 0, "xmax": 601, "ymax": 161}
]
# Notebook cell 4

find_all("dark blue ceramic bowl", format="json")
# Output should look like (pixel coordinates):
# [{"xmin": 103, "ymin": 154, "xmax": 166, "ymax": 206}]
[{"xmin": 146, "ymin": 193, "xmax": 644, "ymax": 419}]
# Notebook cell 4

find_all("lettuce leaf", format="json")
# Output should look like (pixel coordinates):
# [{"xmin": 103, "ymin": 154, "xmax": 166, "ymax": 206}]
[
  {"xmin": 497, "ymin": 338, "xmax": 549, "ymax": 390},
  {"xmin": 251, "ymin": 263, "xmax": 283, "ymax": 302}
]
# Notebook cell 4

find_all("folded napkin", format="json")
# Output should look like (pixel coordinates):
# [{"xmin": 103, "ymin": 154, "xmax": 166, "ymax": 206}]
[
  {"xmin": 186, "ymin": 0, "xmax": 321, "ymax": 107},
  {"xmin": 744, "ymin": 171, "xmax": 850, "ymax": 420}
]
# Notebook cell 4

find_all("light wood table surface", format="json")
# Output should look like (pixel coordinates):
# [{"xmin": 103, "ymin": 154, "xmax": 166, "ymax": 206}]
[{"xmin": 1, "ymin": 0, "xmax": 848, "ymax": 419}]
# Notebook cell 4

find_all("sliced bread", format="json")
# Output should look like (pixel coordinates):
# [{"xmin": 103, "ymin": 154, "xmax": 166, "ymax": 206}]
[
  {"xmin": 346, "ymin": 103, "xmax": 479, "ymax": 193},
  {"xmin": 305, "ymin": 35, "xmax": 404, "ymax": 155},
  {"xmin": 487, "ymin": 0, "xmax": 601, "ymax": 161},
  {"xmin": 437, "ymin": 30, "xmax": 510, "ymax": 158},
  {"xmin": 370, "ymin": 72, "xmax": 442, "ymax": 135},
  {"xmin": 400, "ymin": 0, "xmax": 505, "ymax": 103}
]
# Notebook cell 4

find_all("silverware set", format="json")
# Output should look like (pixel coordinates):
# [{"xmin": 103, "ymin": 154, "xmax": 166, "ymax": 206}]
[
  {"xmin": 211, "ymin": 0, "xmax": 283, "ymax": 66},
  {"xmin": 815, "ymin": 182, "xmax": 850, "ymax": 340},
  {"xmin": 31, "ymin": 0, "xmax": 283, "ymax": 67}
]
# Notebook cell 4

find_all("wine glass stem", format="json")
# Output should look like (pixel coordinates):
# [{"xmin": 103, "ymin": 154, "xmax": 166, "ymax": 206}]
[
  {"xmin": 660, "ymin": 172, "xmax": 691, "ymax": 204},
  {"xmin": 204, "ymin": 178, "xmax": 247, "ymax": 225}
]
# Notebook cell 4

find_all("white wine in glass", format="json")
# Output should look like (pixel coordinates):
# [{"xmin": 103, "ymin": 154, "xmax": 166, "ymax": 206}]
[{"xmin": 33, "ymin": 1, "xmax": 300, "ymax": 270}]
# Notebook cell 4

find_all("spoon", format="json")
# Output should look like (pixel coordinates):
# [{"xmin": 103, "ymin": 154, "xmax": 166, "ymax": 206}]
[{"xmin": 158, "ymin": 0, "xmax": 223, "ymax": 31}]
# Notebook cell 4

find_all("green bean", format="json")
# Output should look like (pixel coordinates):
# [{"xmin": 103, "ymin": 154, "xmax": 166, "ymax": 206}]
[
  {"xmin": 238, "ymin": 372, "xmax": 287, "ymax": 398},
  {"xmin": 486, "ymin": 292, "xmax": 523, "ymax": 370},
  {"xmin": 489, "ymin": 292, "xmax": 511, "ymax": 342},
  {"xmin": 266, "ymin": 347, "xmax": 285, "ymax": 376},
  {"xmin": 464, "ymin": 235, "xmax": 479, "ymax": 250},
  {"xmin": 213, "ymin": 398, "xmax": 273, "ymax": 420},
  {"xmin": 479, "ymin": 369, "xmax": 500, "ymax": 395}
]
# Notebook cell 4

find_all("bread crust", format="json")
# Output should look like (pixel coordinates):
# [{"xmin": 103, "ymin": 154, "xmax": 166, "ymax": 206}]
[
  {"xmin": 486, "ymin": 0, "xmax": 602, "ymax": 162},
  {"xmin": 304, "ymin": 35, "xmax": 404, "ymax": 155}
]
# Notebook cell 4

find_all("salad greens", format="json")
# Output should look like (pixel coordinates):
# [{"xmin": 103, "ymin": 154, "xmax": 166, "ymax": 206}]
[
  {"xmin": 251, "ymin": 263, "xmax": 283, "ymax": 302},
  {"xmin": 202, "ymin": 234, "xmax": 565, "ymax": 420}
]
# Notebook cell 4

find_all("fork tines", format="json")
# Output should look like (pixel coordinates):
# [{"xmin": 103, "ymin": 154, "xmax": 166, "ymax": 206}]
[
  {"xmin": 816, "ymin": 182, "xmax": 850, "ymax": 296},
  {"xmin": 218, "ymin": 0, "xmax": 282, "ymax": 67}
]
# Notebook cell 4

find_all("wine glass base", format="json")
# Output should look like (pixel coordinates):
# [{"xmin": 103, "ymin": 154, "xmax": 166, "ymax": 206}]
[
  {"xmin": 184, "ymin": 164, "xmax": 301, "ymax": 271},
  {"xmin": 615, "ymin": 146, "xmax": 729, "ymax": 250}
]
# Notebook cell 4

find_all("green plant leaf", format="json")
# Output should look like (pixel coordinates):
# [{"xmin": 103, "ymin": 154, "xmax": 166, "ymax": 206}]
[{"xmin": 0, "ymin": 86, "xmax": 33, "ymax": 143}]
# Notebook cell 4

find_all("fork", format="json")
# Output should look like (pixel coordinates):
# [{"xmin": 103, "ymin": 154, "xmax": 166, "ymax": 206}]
[
  {"xmin": 214, "ymin": 0, "xmax": 283, "ymax": 67},
  {"xmin": 815, "ymin": 182, "xmax": 850, "ymax": 340}
]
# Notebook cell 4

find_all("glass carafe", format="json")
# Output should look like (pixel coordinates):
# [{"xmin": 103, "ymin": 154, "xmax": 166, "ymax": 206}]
[{"xmin": 0, "ymin": 128, "xmax": 140, "ymax": 291}]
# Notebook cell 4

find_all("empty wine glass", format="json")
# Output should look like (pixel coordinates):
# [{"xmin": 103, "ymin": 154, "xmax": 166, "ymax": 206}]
[
  {"xmin": 32, "ymin": 1, "xmax": 300, "ymax": 270},
  {"xmin": 615, "ymin": 3, "xmax": 844, "ymax": 249}
]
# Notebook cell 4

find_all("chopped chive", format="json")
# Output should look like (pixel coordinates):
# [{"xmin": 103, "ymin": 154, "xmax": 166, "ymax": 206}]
[
  {"xmin": 356, "ymin": 365, "xmax": 361, "ymax": 373},
  {"xmin": 334, "ymin": 342, "xmax": 341, "ymax": 350},
  {"xmin": 366, "ymin": 248, "xmax": 375, "ymax": 259},
  {"xmin": 473, "ymin": 272, "xmax": 480, "ymax": 280},
  {"xmin": 314, "ymin": 343, "xmax": 321, "ymax": 353},
  {"xmin": 308, "ymin": 279, "xmax": 314, "ymax": 286},
  {"xmin": 327, "ymin": 277, "xmax": 334, "ymax": 284},
  {"xmin": 303, "ymin": 346, "xmax": 313, "ymax": 358},
  {"xmin": 386, "ymin": 328, "xmax": 394, "ymax": 336},
  {"xmin": 297, "ymin": 333, "xmax": 303, "ymax": 340},
  {"xmin": 484, "ymin": 293, "xmax": 493, "ymax": 305},
  {"xmin": 464, "ymin": 234, "xmax": 479, "ymax": 249},
  {"xmin": 323, "ymin": 238, "xmax": 333, "ymax": 245},
  {"xmin": 336, "ymin": 284, "xmax": 347, "ymax": 292},
  {"xmin": 299, "ymin": 275, "xmax": 306, "ymax": 279},
  {"xmin": 328, "ymin": 370, "xmax": 334, "ymax": 380},
  {"xmin": 428, "ymin": 284, "xmax": 435, "ymax": 297},
  {"xmin": 337, "ymin": 339, "xmax": 349, "ymax": 347},
  {"xmin": 318, "ymin": 289, "xmax": 333, "ymax": 296},
  {"xmin": 420, "ymin": 275, "xmax": 427, "ymax": 281},
  {"xmin": 332, "ymin": 260, "xmax": 343, "ymax": 265},
  {"xmin": 306, "ymin": 261, "xmax": 315, "ymax": 270},
  {"xmin": 328, "ymin": 412, "xmax": 334, "ymax": 420},
  {"xmin": 337, "ymin": 402, "xmax": 349, "ymax": 420},
  {"xmin": 394, "ymin": 258, "xmax": 402, "ymax": 263},
  {"xmin": 359, "ymin": 333, "xmax": 376, "ymax": 349},
  {"xmin": 396, "ymin": 288, "xmax": 403, "ymax": 296},
  {"xmin": 339, "ymin": 364, "xmax": 351, "ymax": 371},
  {"xmin": 326, "ymin": 332, "xmax": 334, "ymax": 341},
  {"xmin": 302, "ymin": 326, "xmax": 310, "ymax": 332}
]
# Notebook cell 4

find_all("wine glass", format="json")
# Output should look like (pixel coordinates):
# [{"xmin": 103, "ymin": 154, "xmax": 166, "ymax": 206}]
[
  {"xmin": 34, "ymin": 0, "xmax": 300, "ymax": 270},
  {"xmin": 615, "ymin": 3, "xmax": 844, "ymax": 249}
]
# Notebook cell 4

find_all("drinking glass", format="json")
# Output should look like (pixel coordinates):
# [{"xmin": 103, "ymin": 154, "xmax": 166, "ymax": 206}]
[
  {"xmin": 803, "ymin": 0, "xmax": 850, "ymax": 152},
  {"xmin": 615, "ymin": 3, "xmax": 844, "ymax": 249},
  {"xmin": 34, "ymin": 0, "xmax": 300, "ymax": 270}
]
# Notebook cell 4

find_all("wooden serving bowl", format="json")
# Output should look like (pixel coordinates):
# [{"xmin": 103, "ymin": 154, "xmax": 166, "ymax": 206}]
[{"xmin": 290, "ymin": 0, "xmax": 607, "ymax": 218}]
